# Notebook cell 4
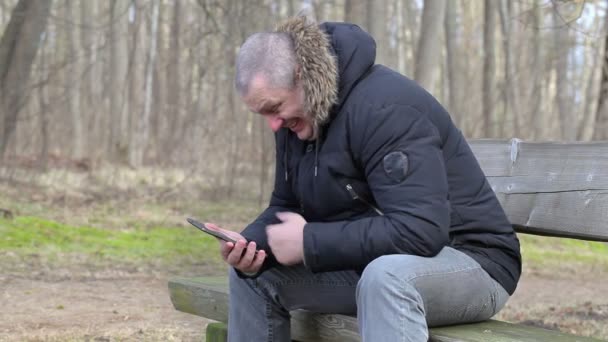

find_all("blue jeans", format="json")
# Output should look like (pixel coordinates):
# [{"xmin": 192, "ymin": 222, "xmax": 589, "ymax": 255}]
[{"xmin": 227, "ymin": 247, "xmax": 510, "ymax": 341}]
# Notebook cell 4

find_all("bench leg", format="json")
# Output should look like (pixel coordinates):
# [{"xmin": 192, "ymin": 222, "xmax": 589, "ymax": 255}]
[
  {"xmin": 206, "ymin": 322, "xmax": 228, "ymax": 342},
  {"xmin": 205, "ymin": 322, "xmax": 303, "ymax": 342}
]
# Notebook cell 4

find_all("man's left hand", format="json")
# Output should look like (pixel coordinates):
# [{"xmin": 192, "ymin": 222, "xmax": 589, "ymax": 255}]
[{"xmin": 266, "ymin": 212, "xmax": 306, "ymax": 265}]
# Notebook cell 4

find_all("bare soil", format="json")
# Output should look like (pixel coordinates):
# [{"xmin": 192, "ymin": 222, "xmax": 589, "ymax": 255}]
[{"xmin": 1, "ymin": 265, "xmax": 607, "ymax": 341}]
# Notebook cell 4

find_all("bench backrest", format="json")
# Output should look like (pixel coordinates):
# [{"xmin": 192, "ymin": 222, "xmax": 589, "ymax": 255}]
[{"xmin": 470, "ymin": 139, "xmax": 608, "ymax": 242}]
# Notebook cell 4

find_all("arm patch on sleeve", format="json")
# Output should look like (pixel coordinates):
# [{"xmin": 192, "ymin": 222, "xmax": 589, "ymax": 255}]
[{"xmin": 383, "ymin": 151, "xmax": 409, "ymax": 183}]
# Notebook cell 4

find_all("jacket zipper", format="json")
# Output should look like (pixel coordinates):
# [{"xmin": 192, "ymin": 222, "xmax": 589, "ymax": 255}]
[{"xmin": 345, "ymin": 184, "xmax": 384, "ymax": 216}]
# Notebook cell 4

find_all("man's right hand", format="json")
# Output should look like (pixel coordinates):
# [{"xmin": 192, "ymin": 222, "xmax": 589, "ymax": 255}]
[{"xmin": 204, "ymin": 223, "xmax": 267, "ymax": 274}]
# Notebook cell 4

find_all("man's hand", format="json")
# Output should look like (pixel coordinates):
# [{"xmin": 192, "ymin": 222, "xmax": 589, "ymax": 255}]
[
  {"xmin": 266, "ymin": 212, "xmax": 306, "ymax": 265},
  {"xmin": 205, "ymin": 223, "xmax": 266, "ymax": 274}
]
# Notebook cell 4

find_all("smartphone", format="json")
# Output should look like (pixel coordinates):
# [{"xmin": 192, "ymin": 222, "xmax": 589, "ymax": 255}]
[{"xmin": 187, "ymin": 217, "xmax": 237, "ymax": 244}]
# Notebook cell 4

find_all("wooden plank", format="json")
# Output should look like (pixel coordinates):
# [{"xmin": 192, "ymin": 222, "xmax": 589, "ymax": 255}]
[
  {"xmin": 469, "ymin": 140, "xmax": 608, "ymax": 183},
  {"xmin": 291, "ymin": 310, "xmax": 359, "ymax": 341},
  {"xmin": 467, "ymin": 139, "xmax": 608, "ymax": 241},
  {"xmin": 497, "ymin": 191, "xmax": 608, "ymax": 241},
  {"xmin": 430, "ymin": 320, "xmax": 603, "ymax": 342},
  {"xmin": 168, "ymin": 276, "xmax": 229, "ymax": 322},
  {"xmin": 169, "ymin": 277, "xmax": 600, "ymax": 342},
  {"xmin": 206, "ymin": 322, "xmax": 228, "ymax": 342}
]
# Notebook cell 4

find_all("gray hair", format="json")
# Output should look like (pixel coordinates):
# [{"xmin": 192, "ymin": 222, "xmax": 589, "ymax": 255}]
[{"xmin": 235, "ymin": 32, "xmax": 297, "ymax": 96}]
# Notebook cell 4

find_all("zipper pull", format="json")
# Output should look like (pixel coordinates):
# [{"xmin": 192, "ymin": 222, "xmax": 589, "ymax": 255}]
[
  {"xmin": 346, "ymin": 184, "xmax": 359, "ymax": 200},
  {"xmin": 346, "ymin": 183, "xmax": 384, "ymax": 216}
]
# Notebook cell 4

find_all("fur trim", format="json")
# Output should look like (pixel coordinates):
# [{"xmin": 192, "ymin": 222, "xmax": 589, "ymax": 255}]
[{"xmin": 275, "ymin": 16, "xmax": 338, "ymax": 132}]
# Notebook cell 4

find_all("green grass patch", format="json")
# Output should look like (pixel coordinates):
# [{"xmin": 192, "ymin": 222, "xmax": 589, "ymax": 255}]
[
  {"xmin": 0, "ymin": 216, "xmax": 225, "ymax": 269},
  {"xmin": 520, "ymin": 234, "xmax": 608, "ymax": 268},
  {"xmin": 3, "ymin": 215, "xmax": 607, "ymax": 273}
]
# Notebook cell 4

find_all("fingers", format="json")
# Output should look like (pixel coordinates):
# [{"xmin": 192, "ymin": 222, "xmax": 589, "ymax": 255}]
[
  {"xmin": 220, "ymin": 240, "xmax": 233, "ymax": 260},
  {"xmin": 225, "ymin": 239, "xmax": 247, "ymax": 265},
  {"xmin": 246, "ymin": 249, "xmax": 266, "ymax": 273},
  {"xmin": 236, "ymin": 241, "xmax": 255, "ymax": 268},
  {"xmin": 236, "ymin": 241, "xmax": 257, "ymax": 270},
  {"xmin": 208, "ymin": 222, "xmax": 265, "ymax": 273},
  {"xmin": 222, "ymin": 239, "xmax": 266, "ymax": 274}
]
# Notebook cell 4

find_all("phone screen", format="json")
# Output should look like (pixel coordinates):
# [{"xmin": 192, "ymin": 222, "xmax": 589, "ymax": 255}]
[{"xmin": 187, "ymin": 218, "xmax": 237, "ymax": 244}]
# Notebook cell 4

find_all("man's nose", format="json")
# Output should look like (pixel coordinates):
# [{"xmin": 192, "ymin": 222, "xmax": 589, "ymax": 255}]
[{"xmin": 265, "ymin": 116, "xmax": 284, "ymax": 132}]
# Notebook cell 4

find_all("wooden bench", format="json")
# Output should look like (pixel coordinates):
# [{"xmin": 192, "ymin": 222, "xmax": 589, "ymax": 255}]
[{"xmin": 169, "ymin": 139, "xmax": 608, "ymax": 341}]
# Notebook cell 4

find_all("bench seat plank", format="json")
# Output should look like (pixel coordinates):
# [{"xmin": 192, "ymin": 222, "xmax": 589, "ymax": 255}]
[{"xmin": 168, "ymin": 277, "xmax": 601, "ymax": 342}]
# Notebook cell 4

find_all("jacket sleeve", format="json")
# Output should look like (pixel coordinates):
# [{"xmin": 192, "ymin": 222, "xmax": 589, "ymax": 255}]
[
  {"xmin": 239, "ymin": 130, "xmax": 300, "ymax": 277},
  {"xmin": 303, "ymin": 104, "xmax": 450, "ymax": 272}
]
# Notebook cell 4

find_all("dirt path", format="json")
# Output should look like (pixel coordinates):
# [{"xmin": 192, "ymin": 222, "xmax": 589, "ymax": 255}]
[
  {"xmin": 1, "ymin": 268, "xmax": 607, "ymax": 341},
  {"xmin": 0, "ymin": 275, "xmax": 205, "ymax": 341}
]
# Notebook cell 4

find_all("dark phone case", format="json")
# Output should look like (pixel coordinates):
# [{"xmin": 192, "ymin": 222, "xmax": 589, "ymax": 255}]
[{"xmin": 187, "ymin": 218, "xmax": 238, "ymax": 244}]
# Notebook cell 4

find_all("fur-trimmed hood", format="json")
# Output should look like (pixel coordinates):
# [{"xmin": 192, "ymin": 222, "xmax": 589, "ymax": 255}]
[{"xmin": 275, "ymin": 17, "xmax": 376, "ymax": 132}]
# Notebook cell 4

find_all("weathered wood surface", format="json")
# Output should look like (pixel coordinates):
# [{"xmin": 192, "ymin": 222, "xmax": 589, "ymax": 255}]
[
  {"xmin": 206, "ymin": 322, "xmax": 229, "ymax": 342},
  {"xmin": 169, "ymin": 277, "xmax": 602, "ymax": 342},
  {"xmin": 469, "ymin": 139, "xmax": 608, "ymax": 241},
  {"xmin": 429, "ymin": 320, "xmax": 602, "ymax": 342},
  {"xmin": 168, "ymin": 276, "xmax": 229, "ymax": 322}
]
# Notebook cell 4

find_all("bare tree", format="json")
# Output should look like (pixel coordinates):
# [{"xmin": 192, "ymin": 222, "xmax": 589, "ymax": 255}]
[
  {"xmin": 108, "ymin": 0, "xmax": 130, "ymax": 161},
  {"xmin": 594, "ymin": 0, "xmax": 608, "ymax": 140},
  {"xmin": 367, "ymin": 0, "xmax": 389, "ymax": 66},
  {"xmin": 344, "ymin": 0, "xmax": 367, "ymax": 29},
  {"xmin": 498, "ymin": 0, "xmax": 521, "ymax": 137},
  {"xmin": 131, "ymin": 0, "xmax": 160, "ymax": 167},
  {"xmin": 0, "ymin": 0, "xmax": 52, "ymax": 160},
  {"xmin": 165, "ymin": 0, "xmax": 183, "ymax": 159},
  {"xmin": 530, "ymin": 1, "xmax": 544, "ymax": 140},
  {"xmin": 414, "ymin": 0, "xmax": 446, "ymax": 91},
  {"xmin": 66, "ymin": 0, "xmax": 84, "ymax": 158},
  {"xmin": 444, "ymin": 0, "xmax": 460, "ymax": 125},
  {"xmin": 482, "ymin": 0, "xmax": 497, "ymax": 138},
  {"xmin": 552, "ymin": 2, "xmax": 576, "ymax": 141}
]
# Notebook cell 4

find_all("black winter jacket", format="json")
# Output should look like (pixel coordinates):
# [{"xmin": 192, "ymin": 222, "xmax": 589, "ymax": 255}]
[{"xmin": 241, "ymin": 21, "xmax": 521, "ymax": 295}]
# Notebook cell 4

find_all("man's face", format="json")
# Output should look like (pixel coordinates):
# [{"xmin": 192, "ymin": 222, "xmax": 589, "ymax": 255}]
[{"xmin": 242, "ymin": 74, "xmax": 315, "ymax": 141}]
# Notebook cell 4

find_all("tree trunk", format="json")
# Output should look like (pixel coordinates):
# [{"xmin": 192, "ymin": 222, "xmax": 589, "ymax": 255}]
[
  {"xmin": 66, "ymin": 0, "xmax": 84, "ymax": 158},
  {"xmin": 444, "ymin": 0, "xmax": 460, "ymax": 126},
  {"xmin": 593, "ymin": 1, "xmax": 608, "ymax": 140},
  {"xmin": 367, "ymin": 0, "xmax": 388, "ymax": 65},
  {"xmin": 344, "ymin": 0, "xmax": 367, "ymax": 29},
  {"xmin": 109, "ymin": 0, "xmax": 130, "ymax": 161},
  {"xmin": 86, "ymin": 0, "xmax": 104, "ymax": 156},
  {"xmin": 225, "ymin": 2, "xmax": 241, "ymax": 197},
  {"xmin": 530, "ymin": 2, "xmax": 543, "ymax": 140},
  {"xmin": 128, "ymin": 0, "xmax": 146, "ymax": 164},
  {"xmin": 414, "ymin": 0, "xmax": 446, "ymax": 91},
  {"xmin": 552, "ymin": 3, "xmax": 576, "ymax": 141},
  {"xmin": 498, "ymin": 0, "xmax": 520, "ymax": 138},
  {"xmin": 579, "ymin": 42, "xmax": 601, "ymax": 141},
  {"xmin": 131, "ymin": 0, "xmax": 160, "ymax": 167},
  {"xmin": 151, "ymin": 1, "xmax": 166, "ymax": 156},
  {"xmin": 37, "ymin": 24, "xmax": 49, "ymax": 170},
  {"xmin": 482, "ymin": 0, "xmax": 496, "ymax": 138},
  {"xmin": 165, "ymin": 0, "xmax": 183, "ymax": 160},
  {"xmin": 0, "ymin": 0, "xmax": 53, "ymax": 160}
]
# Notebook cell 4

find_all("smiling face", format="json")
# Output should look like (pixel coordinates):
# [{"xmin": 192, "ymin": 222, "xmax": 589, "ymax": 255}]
[{"xmin": 242, "ymin": 73, "xmax": 315, "ymax": 141}]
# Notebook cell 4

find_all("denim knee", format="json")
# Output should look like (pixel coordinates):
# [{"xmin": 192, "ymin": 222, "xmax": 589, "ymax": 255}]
[{"xmin": 357, "ymin": 255, "xmax": 421, "ymax": 299}]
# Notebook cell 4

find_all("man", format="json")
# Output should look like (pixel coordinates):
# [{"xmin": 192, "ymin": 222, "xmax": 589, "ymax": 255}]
[{"xmin": 206, "ymin": 16, "xmax": 521, "ymax": 341}]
